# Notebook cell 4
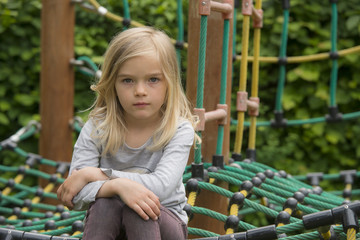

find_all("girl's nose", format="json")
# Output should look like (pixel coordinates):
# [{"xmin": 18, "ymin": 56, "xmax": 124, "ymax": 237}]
[{"xmin": 134, "ymin": 82, "xmax": 147, "ymax": 96}]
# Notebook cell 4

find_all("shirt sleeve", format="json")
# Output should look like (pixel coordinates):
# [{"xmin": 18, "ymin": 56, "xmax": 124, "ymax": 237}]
[
  {"xmin": 101, "ymin": 121, "xmax": 194, "ymax": 202},
  {"xmin": 69, "ymin": 120, "xmax": 105, "ymax": 211}
]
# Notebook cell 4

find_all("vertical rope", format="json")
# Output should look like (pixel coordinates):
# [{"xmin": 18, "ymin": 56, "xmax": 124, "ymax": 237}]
[
  {"xmin": 122, "ymin": 0, "xmax": 130, "ymax": 30},
  {"xmin": 248, "ymin": 0, "xmax": 262, "ymax": 151},
  {"xmin": 194, "ymin": 15, "xmax": 208, "ymax": 164},
  {"xmin": 234, "ymin": 14, "xmax": 251, "ymax": 154},
  {"xmin": 216, "ymin": 19, "xmax": 230, "ymax": 155},
  {"xmin": 329, "ymin": 2, "xmax": 338, "ymax": 107},
  {"xmin": 275, "ymin": 9, "xmax": 289, "ymax": 112},
  {"xmin": 176, "ymin": 0, "xmax": 184, "ymax": 66}
]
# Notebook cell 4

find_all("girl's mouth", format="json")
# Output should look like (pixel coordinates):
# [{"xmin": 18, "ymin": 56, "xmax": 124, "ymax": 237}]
[{"xmin": 134, "ymin": 102, "xmax": 149, "ymax": 107}]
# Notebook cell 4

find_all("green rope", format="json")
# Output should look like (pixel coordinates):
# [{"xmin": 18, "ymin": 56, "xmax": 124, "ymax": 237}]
[
  {"xmin": 231, "ymin": 110, "xmax": 360, "ymax": 127},
  {"xmin": 329, "ymin": 2, "xmax": 338, "ymax": 107},
  {"xmin": 275, "ymin": 9, "xmax": 289, "ymax": 112},
  {"xmin": 194, "ymin": 15, "xmax": 208, "ymax": 165},
  {"xmin": 176, "ymin": 0, "xmax": 184, "ymax": 66},
  {"xmin": 215, "ymin": 19, "xmax": 230, "ymax": 155},
  {"xmin": 188, "ymin": 226, "xmax": 219, "ymax": 238},
  {"xmin": 196, "ymin": 15, "xmax": 208, "ymax": 109},
  {"xmin": 122, "ymin": 0, "xmax": 130, "ymax": 30}
]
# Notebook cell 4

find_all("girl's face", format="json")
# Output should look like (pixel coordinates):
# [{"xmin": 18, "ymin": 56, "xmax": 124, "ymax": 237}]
[{"xmin": 115, "ymin": 55, "xmax": 167, "ymax": 125}]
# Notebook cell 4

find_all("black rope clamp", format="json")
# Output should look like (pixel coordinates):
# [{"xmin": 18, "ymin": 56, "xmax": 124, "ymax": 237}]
[
  {"xmin": 224, "ymin": 215, "xmax": 240, "ymax": 232},
  {"xmin": 231, "ymin": 153, "xmax": 242, "ymax": 162},
  {"xmin": 270, "ymin": 111, "xmax": 287, "ymax": 128},
  {"xmin": 122, "ymin": 18, "xmax": 131, "ymax": 28},
  {"xmin": 0, "ymin": 138, "xmax": 17, "ymax": 150},
  {"xmin": 175, "ymin": 40, "xmax": 185, "ymax": 50},
  {"xmin": 191, "ymin": 162, "xmax": 205, "ymax": 180},
  {"xmin": 26, "ymin": 153, "xmax": 42, "ymax": 167},
  {"xmin": 306, "ymin": 172, "xmax": 323, "ymax": 186},
  {"xmin": 247, "ymin": 225, "xmax": 277, "ymax": 240},
  {"xmin": 282, "ymin": 0, "xmax": 290, "ymax": 10},
  {"xmin": 186, "ymin": 178, "xmax": 200, "ymax": 194},
  {"xmin": 340, "ymin": 170, "xmax": 357, "ymax": 185},
  {"xmin": 342, "ymin": 206, "xmax": 359, "ymax": 233},
  {"xmin": 329, "ymin": 51, "xmax": 339, "ymax": 60},
  {"xmin": 212, "ymin": 155, "xmax": 225, "ymax": 169},
  {"xmin": 245, "ymin": 149, "xmax": 256, "ymax": 162},
  {"xmin": 303, "ymin": 202, "xmax": 360, "ymax": 230},
  {"xmin": 325, "ymin": 106, "xmax": 343, "ymax": 123},
  {"xmin": 56, "ymin": 162, "xmax": 70, "ymax": 176}
]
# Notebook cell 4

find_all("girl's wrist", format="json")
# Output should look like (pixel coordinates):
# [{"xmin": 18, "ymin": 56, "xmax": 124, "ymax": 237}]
[{"xmin": 80, "ymin": 167, "xmax": 108, "ymax": 182}]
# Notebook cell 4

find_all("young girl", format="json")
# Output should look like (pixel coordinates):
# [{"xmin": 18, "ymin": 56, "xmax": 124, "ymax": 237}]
[{"xmin": 57, "ymin": 26, "xmax": 199, "ymax": 240}]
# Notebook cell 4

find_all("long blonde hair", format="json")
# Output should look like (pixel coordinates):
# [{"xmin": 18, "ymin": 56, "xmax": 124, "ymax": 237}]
[{"xmin": 89, "ymin": 26, "xmax": 199, "ymax": 156}]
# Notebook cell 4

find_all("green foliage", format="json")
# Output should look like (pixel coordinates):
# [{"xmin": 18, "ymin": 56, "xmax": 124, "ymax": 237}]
[
  {"xmin": 1, "ymin": 0, "xmax": 360, "ymax": 177},
  {"xmin": 232, "ymin": 0, "xmax": 360, "ymax": 175}
]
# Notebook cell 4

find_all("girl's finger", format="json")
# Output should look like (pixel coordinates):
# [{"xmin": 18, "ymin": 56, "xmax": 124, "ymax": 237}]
[
  {"xmin": 131, "ymin": 204, "xmax": 149, "ymax": 221},
  {"xmin": 145, "ymin": 198, "xmax": 160, "ymax": 217},
  {"xmin": 140, "ymin": 200, "xmax": 158, "ymax": 221}
]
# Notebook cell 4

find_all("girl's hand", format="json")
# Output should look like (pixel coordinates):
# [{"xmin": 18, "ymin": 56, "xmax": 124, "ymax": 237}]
[
  {"xmin": 99, "ymin": 178, "xmax": 161, "ymax": 221},
  {"xmin": 57, "ymin": 167, "xmax": 107, "ymax": 208}
]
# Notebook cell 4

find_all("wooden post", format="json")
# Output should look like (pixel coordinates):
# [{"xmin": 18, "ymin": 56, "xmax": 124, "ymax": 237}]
[
  {"xmin": 40, "ymin": 0, "xmax": 75, "ymax": 172},
  {"xmin": 186, "ymin": 0, "xmax": 233, "ymax": 236}
]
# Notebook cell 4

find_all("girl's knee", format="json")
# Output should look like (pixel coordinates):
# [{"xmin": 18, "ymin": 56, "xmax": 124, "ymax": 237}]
[
  {"xmin": 122, "ymin": 205, "xmax": 143, "ymax": 221},
  {"xmin": 90, "ymin": 197, "xmax": 125, "ymax": 213}
]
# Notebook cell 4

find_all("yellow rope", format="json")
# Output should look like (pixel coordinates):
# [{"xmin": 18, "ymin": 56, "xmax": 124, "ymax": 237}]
[
  {"xmin": 345, "ymin": 183, "xmax": 352, "ymax": 200},
  {"xmin": 347, "ymin": 228, "xmax": 356, "ymax": 240},
  {"xmin": 234, "ymin": 14, "xmax": 251, "ymax": 153},
  {"xmin": 240, "ymin": 190, "xmax": 248, "ymax": 198},
  {"xmin": 229, "ymin": 204, "xmax": 239, "ymax": 216},
  {"xmin": 8, "ymin": 173, "xmax": 62, "ymax": 220},
  {"xmin": 235, "ymin": 45, "xmax": 360, "ymax": 63},
  {"xmin": 321, "ymin": 230, "xmax": 332, "ymax": 240},
  {"xmin": 284, "ymin": 208, "xmax": 292, "ymax": 215},
  {"xmin": 248, "ymin": 0, "xmax": 262, "ymax": 151},
  {"xmin": 2, "ymin": 166, "xmax": 29, "ymax": 196},
  {"xmin": 225, "ymin": 227, "xmax": 234, "ymax": 234},
  {"xmin": 86, "ymin": 0, "xmax": 186, "ymax": 47},
  {"xmin": 187, "ymin": 192, "xmax": 197, "ymax": 206}
]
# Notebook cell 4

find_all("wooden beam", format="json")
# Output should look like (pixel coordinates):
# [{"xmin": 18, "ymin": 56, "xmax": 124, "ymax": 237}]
[
  {"xmin": 186, "ymin": 0, "xmax": 233, "ymax": 236},
  {"xmin": 40, "ymin": 0, "xmax": 75, "ymax": 168}
]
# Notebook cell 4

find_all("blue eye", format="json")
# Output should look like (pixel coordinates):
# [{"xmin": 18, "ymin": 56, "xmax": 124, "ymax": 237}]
[
  {"xmin": 122, "ymin": 78, "xmax": 133, "ymax": 84},
  {"xmin": 149, "ymin": 77, "xmax": 159, "ymax": 83}
]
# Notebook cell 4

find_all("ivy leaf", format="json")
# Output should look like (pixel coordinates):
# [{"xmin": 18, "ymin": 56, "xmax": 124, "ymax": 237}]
[
  {"xmin": 0, "ymin": 112, "xmax": 9, "ymax": 125},
  {"xmin": 346, "ymin": 15, "xmax": 360, "ymax": 31},
  {"xmin": 325, "ymin": 130, "xmax": 343, "ymax": 144},
  {"xmin": 9, "ymin": 74, "xmax": 25, "ymax": 86},
  {"xmin": 0, "ymin": 101, "xmax": 11, "ymax": 111},
  {"xmin": 293, "ymin": 66, "xmax": 319, "ymax": 82},
  {"xmin": 14, "ymin": 94, "xmax": 37, "ymax": 106}
]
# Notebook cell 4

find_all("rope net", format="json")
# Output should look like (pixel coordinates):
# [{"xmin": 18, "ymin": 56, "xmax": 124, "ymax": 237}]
[{"xmin": 0, "ymin": 123, "xmax": 359, "ymax": 239}]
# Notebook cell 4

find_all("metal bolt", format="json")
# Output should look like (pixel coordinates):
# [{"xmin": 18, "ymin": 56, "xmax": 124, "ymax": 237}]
[{"xmin": 202, "ymin": 1, "xmax": 206, "ymax": 5}]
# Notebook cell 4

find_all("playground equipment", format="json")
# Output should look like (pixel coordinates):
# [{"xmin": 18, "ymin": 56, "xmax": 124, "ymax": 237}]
[{"xmin": 1, "ymin": 0, "xmax": 360, "ymax": 239}]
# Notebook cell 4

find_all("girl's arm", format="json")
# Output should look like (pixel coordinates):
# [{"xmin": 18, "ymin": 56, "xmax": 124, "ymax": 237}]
[
  {"xmin": 57, "ymin": 120, "xmax": 105, "ymax": 210},
  {"xmin": 97, "ymin": 178, "xmax": 161, "ymax": 221},
  {"xmin": 100, "ymin": 121, "xmax": 194, "ymax": 202},
  {"xmin": 57, "ymin": 167, "xmax": 108, "ymax": 208}
]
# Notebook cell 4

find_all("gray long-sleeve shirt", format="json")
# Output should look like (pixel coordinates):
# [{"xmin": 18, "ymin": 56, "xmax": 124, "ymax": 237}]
[{"xmin": 70, "ymin": 119, "xmax": 194, "ymax": 224}]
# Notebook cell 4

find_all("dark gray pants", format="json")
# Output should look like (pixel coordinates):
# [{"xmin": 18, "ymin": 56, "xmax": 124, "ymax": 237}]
[{"xmin": 82, "ymin": 197, "xmax": 188, "ymax": 240}]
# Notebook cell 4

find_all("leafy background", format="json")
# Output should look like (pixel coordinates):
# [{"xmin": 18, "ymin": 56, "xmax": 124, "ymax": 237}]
[{"xmin": 1, "ymin": 0, "xmax": 360, "ymax": 185}]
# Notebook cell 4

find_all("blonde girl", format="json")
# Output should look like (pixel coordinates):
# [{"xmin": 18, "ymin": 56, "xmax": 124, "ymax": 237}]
[{"xmin": 57, "ymin": 26, "xmax": 198, "ymax": 240}]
